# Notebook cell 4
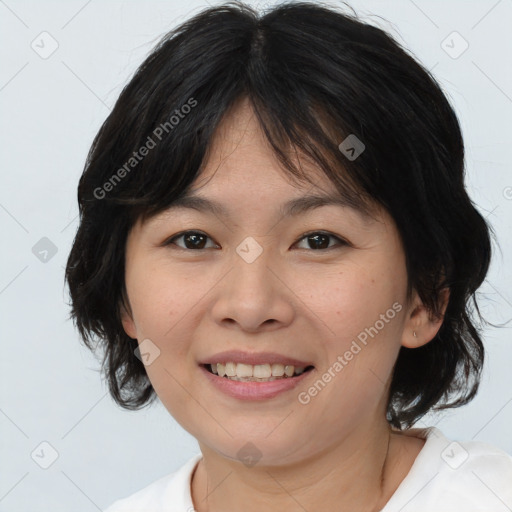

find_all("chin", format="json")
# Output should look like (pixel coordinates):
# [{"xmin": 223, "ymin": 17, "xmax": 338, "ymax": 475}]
[{"xmin": 200, "ymin": 432, "xmax": 308, "ymax": 467}]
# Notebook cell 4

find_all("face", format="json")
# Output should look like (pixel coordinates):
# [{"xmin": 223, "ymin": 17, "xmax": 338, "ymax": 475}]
[{"xmin": 121, "ymin": 97, "xmax": 437, "ymax": 466}]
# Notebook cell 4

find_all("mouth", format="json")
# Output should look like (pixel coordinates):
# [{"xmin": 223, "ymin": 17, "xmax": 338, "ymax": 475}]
[
  {"xmin": 201, "ymin": 362, "xmax": 315, "ymax": 382},
  {"xmin": 199, "ymin": 358, "xmax": 316, "ymax": 400}
]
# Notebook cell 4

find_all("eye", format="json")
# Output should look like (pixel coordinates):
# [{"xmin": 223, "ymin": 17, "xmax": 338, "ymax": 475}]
[
  {"xmin": 165, "ymin": 231, "xmax": 218, "ymax": 250},
  {"xmin": 164, "ymin": 230, "xmax": 348, "ymax": 251},
  {"xmin": 294, "ymin": 231, "xmax": 348, "ymax": 250}
]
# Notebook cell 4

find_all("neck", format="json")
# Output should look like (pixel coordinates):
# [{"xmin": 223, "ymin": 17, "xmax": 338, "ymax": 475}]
[{"xmin": 191, "ymin": 419, "xmax": 401, "ymax": 512}]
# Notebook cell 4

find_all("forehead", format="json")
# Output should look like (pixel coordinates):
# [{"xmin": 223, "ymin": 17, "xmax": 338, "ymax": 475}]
[
  {"xmin": 182, "ymin": 98, "xmax": 380, "ymax": 221},
  {"xmin": 135, "ymin": 97, "xmax": 386, "ymax": 232},
  {"xmin": 198, "ymin": 97, "xmax": 323, "ymax": 180},
  {"xmin": 187, "ymin": 100, "xmax": 327, "ymax": 193}
]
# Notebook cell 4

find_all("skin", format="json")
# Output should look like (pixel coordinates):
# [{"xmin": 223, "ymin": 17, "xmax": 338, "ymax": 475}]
[{"xmin": 121, "ymin": 97, "xmax": 449, "ymax": 512}]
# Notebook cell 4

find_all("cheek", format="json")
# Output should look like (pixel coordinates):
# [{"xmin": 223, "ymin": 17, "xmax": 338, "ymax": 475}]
[
  {"xmin": 123, "ymin": 259, "xmax": 215, "ymax": 401},
  {"xmin": 298, "ymin": 260, "xmax": 406, "ymax": 387},
  {"xmin": 125, "ymin": 259, "xmax": 200, "ymax": 339},
  {"xmin": 296, "ymin": 263, "xmax": 401, "ymax": 335},
  {"xmin": 124, "ymin": 262, "xmax": 197, "ymax": 412}
]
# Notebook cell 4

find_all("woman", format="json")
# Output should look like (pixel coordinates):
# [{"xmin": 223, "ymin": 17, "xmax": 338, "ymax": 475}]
[{"xmin": 65, "ymin": 2, "xmax": 512, "ymax": 510}]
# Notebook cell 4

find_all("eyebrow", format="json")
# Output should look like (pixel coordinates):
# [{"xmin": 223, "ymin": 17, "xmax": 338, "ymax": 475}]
[{"xmin": 165, "ymin": 191, "xmax": 375, "ymax": 223}]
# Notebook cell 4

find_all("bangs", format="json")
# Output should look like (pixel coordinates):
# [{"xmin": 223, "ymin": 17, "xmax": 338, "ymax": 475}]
[
  {"xmin": 88, "ymin": 13, "xmax": 389, "ymax": 228},
  {"xmin": 131, "ymin": 93, "xmax": 381, "ymax": 227}
]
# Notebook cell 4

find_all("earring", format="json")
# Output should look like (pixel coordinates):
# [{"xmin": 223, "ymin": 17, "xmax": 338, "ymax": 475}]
[{"xmin": 413, "ymin": 330, "xmax": 417, "ymax": 338}]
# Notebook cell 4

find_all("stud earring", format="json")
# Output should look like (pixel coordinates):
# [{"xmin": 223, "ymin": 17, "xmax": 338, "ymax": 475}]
[{"xmin": 413, "ymin": 330, "xmax": 417, "ymax": 337}]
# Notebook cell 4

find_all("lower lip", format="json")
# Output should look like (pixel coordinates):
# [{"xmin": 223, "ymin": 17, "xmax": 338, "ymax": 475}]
[{"xmin": 199, "ymin": 365, "xmax": 314, "ymax": 400}]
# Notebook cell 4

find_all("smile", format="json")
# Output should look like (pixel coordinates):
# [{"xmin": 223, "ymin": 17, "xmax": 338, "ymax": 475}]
[{"xmin": 205, "ymin": 362, "xmax": 314, "ymax": 381}]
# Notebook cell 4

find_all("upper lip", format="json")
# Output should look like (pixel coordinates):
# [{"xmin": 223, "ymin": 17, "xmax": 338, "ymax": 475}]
[{"xmin": 199, "ymin": 350, "xmax": 314, "ymax": 368}]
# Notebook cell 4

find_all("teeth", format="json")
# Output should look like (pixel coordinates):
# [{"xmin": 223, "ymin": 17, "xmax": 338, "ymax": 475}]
[
  {"xmin": 209, "ymin": 362, "xmax": 308, "ymax": 379},
  {"xmin": 253, "ymin": 364, "xmax": 271, "ymax": 378},
  {"xmin": 225, "ymin": 362, "xmax": 236, "ymax": 377},
  {"xmin": 271, "ymin": 363, "xmax": 285, "ymax": 377},
  {"xmin": 236, "ymin": 363, "xmax": 253, "ymax": 378}
]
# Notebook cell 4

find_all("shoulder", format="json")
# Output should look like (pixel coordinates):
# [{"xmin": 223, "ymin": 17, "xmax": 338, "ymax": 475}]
[
  {"xmin": 382, "ymin": 427, "xmax": 512, "ymax": 512},
  {"xmin": 104, "ymin": 453, "xmax": 202, "ymax": 512}
]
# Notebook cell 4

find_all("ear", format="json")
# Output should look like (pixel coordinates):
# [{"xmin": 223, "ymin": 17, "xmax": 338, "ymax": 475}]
[
  {"xmin": 401, "ymin": 288, "xmax": 450, "ymax": 349},
  {"xmin": 120, "ymin": 302, "xmax": 137, "ymax": 340}
]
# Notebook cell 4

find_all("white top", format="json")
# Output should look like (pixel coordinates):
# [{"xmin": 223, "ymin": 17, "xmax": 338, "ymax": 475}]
[{"xmin": 104, "ymin": 427, "xmax": 512, "ymax": 511}]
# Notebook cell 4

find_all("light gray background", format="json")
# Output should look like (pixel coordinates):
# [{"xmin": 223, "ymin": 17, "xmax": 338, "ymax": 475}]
[{"xmin": 1, "ymin": 0, "xmax": 511, "ymax": 510}]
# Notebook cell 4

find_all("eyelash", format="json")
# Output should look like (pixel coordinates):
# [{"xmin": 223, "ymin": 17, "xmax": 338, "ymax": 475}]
[{"xmin": 164, "ymin": 230, "xmax": 349, "ymax": 252}]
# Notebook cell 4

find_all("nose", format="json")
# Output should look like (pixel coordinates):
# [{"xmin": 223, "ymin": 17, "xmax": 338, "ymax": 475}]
[{"xmin": 210, "ymin": 243, "xmax": 295, "ymax": 333}]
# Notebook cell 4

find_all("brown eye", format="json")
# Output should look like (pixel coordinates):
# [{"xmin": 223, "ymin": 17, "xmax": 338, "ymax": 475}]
[
  {"xmin": 295, "ymin": 232, "xmax": 347, "ymax": 250},
  {"xmin": 165, "ymin": 230, "xmax": 347, "ymax": 251},
  {"xmin": 166, "ymin": 231, "xmax": 217, "ymax": 250}
]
